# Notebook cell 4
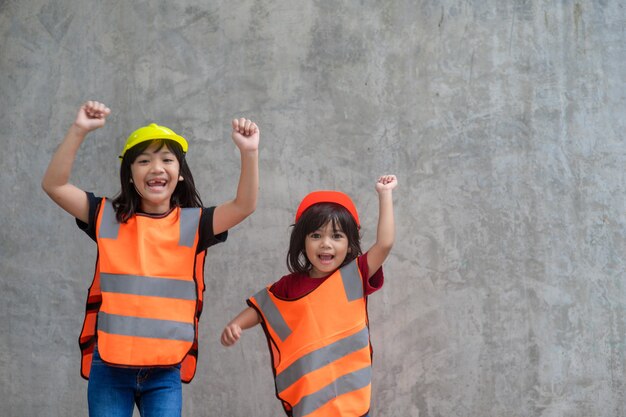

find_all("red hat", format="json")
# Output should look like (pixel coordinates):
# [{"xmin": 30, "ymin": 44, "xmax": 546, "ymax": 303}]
[{"xmin": 295, "ymin": 190, "xmax": 360, "ymax": 227}]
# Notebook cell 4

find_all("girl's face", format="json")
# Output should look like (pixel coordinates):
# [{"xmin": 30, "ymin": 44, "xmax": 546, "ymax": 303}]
[
  {"xmin": 130, "ymin": 142, "xmax": 181, "ymax": 214},
  {"xmin": 304, "ymin": 221, "xmax": 349, "ymax": 278}
]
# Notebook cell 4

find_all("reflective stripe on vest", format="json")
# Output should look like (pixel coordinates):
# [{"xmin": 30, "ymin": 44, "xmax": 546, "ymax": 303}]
[
  {"xmin": 275, "ymin": 327, "xmax": 370, "ymax": 394},
  {"xmin": 293, "ymin": 366, "xmax": 371, "ymax": 417},
  {"xmin": 98, "ymin": 312, "xmax": 195, "ymax": 342},
  {"xmin": 251, "ymin": 288, "xmax": 292, "ymax": 342},
  {"xmin": 99, "ymin": 200, "xmax": 120, "ymax": 239},
  {"xmin": 100, "ymin": 273, "xmax": 197, "ymax": 300},
  {"xmin": 340, "ymin": 261, "xmax": 364, "ymax": 301},
  {"xmin": 79, "ymin": 198, "xmax": 204, "ymax": 382},
  {"xmin": 249, "ymin": 260, "xmax": 372, "ymax": 417}
]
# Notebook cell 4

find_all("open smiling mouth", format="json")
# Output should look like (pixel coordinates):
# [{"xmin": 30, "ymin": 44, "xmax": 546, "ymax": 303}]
[
  {"xmin": 147, "ymin": 179, "xmax": 167, "ymax": 188},
  {"xmin": 318, "ymin": 254, "xmax": 334, "ymax": 264}
]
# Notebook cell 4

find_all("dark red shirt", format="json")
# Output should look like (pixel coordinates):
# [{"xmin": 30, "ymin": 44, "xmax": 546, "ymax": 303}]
[{"xmin": 270, "ymin": 253, "xmax": 384, "ymax": 299}]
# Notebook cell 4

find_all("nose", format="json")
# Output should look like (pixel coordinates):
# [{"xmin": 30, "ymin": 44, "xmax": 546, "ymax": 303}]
[
  {"xmin": 150, "ymin": 160, "xmax": 165, "ymax": 173},
  {"xmin": 320, "ymin": 236, "xmax": 331, "ymax": 248}
]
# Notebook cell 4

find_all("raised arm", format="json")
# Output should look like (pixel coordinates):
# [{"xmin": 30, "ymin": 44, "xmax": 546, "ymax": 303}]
[
  {"xmin": 41, "ymin": 101, "xmax": 111, "ymax": 223},
  {"xmin": 213, "ymin": 118, "xmax": 260, "ymax": 235},
  {"xmin": 365, "ymin": 175, "xmax": 398, "ymax": 279},
  {"xmin": 220, "ymin": 306, "xmax": 261, "ymax": 347}
]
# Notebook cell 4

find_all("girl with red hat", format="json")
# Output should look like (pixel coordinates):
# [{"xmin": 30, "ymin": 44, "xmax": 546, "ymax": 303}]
[{"xmin": 221, "ymin": 175, "xmax": 397, "ymax": 417}]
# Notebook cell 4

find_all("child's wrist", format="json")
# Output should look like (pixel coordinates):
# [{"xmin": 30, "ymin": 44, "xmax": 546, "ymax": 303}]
[
  {"xmin": 240, "ymin": 148, "xmax": 259, "ymax": 157},
  {"xmin": 69, "ymin": 123, "xmax": 90, "ymax": 137}
]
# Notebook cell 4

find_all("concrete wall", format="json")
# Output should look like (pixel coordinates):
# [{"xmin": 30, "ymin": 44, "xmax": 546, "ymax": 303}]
[{"xmin": 1, "ymin": 1, "xmax": 625, "ymax": 416}]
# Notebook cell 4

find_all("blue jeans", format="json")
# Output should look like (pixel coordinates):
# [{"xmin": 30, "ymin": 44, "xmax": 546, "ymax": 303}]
[{"xmin": 88, "ymin": 346, "xmax": 182, "ymax": 417}]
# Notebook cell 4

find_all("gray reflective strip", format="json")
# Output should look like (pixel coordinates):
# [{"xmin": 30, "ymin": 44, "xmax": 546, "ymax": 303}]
[
  {"xmin": 340, "ymin": 261, "xmax": 363, "ymax": 301},
  {"xmin": 99, "ymin": 200, "xmax": 120, "ymax": 239},
  {"xmin": 253, "ymin": 288, "xmax": 292, "ymax": 342},
  {"xmin": 292, "ymin": 366, "xmax": 371, "ymax": 417},
  {"xmin": 179, "ymin": 208, "xmax": 200, "ymax": 247},
  {"xmin": 98, "ymin": 312, "xmax": 195, "ymax": 342},
  {"xmin": 275, "ymin": 327, "xmax": 370, "ymax": 393},
  {"xmin": 100, "ymin": 273, "xmax": 196, "ymax": 300}
]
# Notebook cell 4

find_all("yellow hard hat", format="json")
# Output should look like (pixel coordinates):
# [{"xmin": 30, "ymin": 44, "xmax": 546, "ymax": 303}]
[{"xmin": 119, "ymin": 123, "xmax": 188, "ymax": 159}]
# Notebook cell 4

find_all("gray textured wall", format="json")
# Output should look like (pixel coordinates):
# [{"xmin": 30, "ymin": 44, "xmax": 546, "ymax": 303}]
[{"xmin": 1, "ymin": 1, "xmax": 625, "ymax": 416}]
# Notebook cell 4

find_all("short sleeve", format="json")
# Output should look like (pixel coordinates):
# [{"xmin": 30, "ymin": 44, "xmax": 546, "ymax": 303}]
[
  {"xmin": 197, "ymin": 206, "xmax": 228, "ymax": 253},
  {"xmin": 75, "ymin": 192, "xmax": 102, "ymax": 242},
  {"xmin": 358, "ymin": 253, "xmax": 384, "ymax": 296}
]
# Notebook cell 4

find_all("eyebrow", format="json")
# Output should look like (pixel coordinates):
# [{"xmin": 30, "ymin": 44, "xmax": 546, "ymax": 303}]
[
  {"xmin": 138, "ymin": 149, "xmax": 174, "ymax": 157},
  {"xmin": 311, "ymin": 224, "xmax": 345, "ymax": 233}
]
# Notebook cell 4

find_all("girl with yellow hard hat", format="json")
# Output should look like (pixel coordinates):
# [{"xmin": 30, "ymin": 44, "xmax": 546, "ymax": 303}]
[{"xmin": 42, "ymin": 100, "xmax": 261, "ymax": 417}]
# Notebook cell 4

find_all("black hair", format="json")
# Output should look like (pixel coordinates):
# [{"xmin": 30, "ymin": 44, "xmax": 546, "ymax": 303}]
[
  {"xmin": 286, "ymin": 202, "xmax": 362, "ymax": 275},
  {"xmin": 112, "ymin": 139, "xmax": 202, "ymax": 223}
]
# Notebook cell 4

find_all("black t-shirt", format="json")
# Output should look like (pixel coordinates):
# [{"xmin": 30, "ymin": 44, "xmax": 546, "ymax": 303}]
[{"xmin": 76, "ymin": 192, "xmax": 227, "ymax": 253}]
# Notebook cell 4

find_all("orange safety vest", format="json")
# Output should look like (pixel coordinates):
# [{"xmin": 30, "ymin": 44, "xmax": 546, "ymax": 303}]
[
  {"xmin": 248, "ymin": 260, "xmax": 372, "ymax": 417},
  {"xmin": 78, "ymin": 198, "xmax": 206, "ymax": 383}
]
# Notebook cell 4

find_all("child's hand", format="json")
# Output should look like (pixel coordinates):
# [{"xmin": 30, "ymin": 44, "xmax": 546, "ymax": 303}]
[
  {"xmin": 376, "ymin": 174, "xmax": 398, "ymax": 193},
  {"xmin": 221, "ymin": 323, "xmax": 243, "ymax": 347},
  {"xmin": 74, "ymin": 101, "xmax": 111, "ymax": 133},
  {"xmin": 231, "ymin": 118, "xmax": 260, "ymax": 152}
]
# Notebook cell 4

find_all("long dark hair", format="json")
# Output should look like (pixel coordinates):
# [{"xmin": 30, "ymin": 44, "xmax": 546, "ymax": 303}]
[
  {"xmin": 112, "ymin": 139, "xmax": 203, "ymax": 223},
  {"xmin": 286, "ymin": 202, "xmax": 362, "ymax": 275}
]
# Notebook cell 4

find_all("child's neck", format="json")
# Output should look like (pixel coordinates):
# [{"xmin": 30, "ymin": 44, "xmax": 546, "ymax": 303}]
[
  {"xmin": 140, "ymin": 200, "xmax": 172, "ymax": 215},
  {"xmin": 307, "ymin": 269, "xmax": 335, "ymax": 279}
]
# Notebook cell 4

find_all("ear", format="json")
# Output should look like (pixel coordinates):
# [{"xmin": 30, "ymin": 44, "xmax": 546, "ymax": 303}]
[
  {"xmin": 348, "ymin": 247, "xmax": 352, "ymax": 253},
  {"xmin": 178, "ymin": 175, "xmax": 184, "ymax": 181},
  {"xmin": 129, "ymin": 178, "xmax": 134, "ymax": 183}
]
